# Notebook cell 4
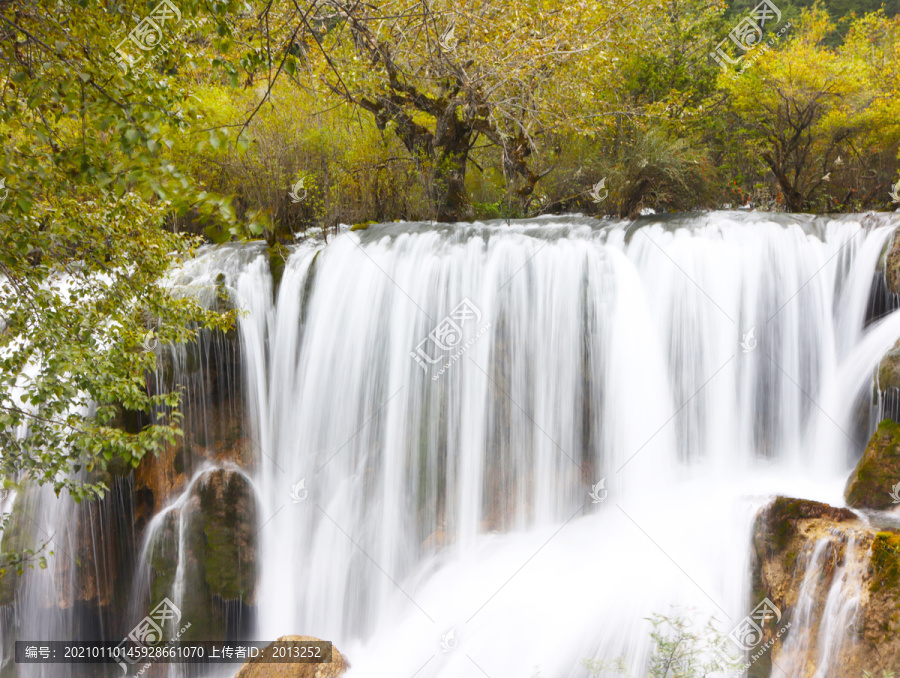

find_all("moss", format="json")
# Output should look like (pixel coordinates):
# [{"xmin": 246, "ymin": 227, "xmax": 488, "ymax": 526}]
[
  {"xmin": 870, "ymin": 531, "xmax": 900, "ymax": 593},
  {"xmin": 194, "ymin": 469, "xmax": 257, "ymax": 602},
  {"xmin": 877, "ymin": 340, "xmax": 900, "ymax": 392},
  {"xmin": 267, "ymin": 242, "xmax": 288, "ymax": 289},
  {"xmin": 350, "ymin": 221, "xmax": 374, "ymax": 231},
  {"xmin": 886, "ymin": 236, "xmax": 900, "ymax": 297},
  {"xmin": 767, "ymin": 497, "xmax": 808, "ymax": 552},
  {"xmin": 148, "ymin": 510, "xmax": 179, "ymax": 606},
  {"xmin": 757, "ymin": 496, "xmax": 855, "ymax": 555},
  {"xmin": 146, "ymin": 504, "xmax": 224, "ymax": 642},
  {"xmin": 846, "ymin": 419, "xmax": 900, "ymax": 510},
  {"xmin": 785, "ymin": 548, "xmax": 799, "ymax": 572},
  {"xmin": 770, "ymin": 500, "xmax": 800, "ymax": 552}
]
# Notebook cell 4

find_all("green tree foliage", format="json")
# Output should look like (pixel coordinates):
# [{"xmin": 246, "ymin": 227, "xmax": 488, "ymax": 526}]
[
  {"xmin": 0, "ymin": 0, "xmax": 250, "ymax": 511},
  {"xmin": 727, "ymin": 0, "xmax": 900, "ymax": 43}
]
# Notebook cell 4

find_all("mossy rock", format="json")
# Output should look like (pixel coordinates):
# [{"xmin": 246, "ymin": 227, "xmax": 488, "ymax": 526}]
[
  {"xmin": 886, "ymin": 236, "xmax": 900, "ymax": 297},
  {"xmin": 870, "ymin": 530, "xmax": 900, "ymax": 593},
  {"xmin": 192, "ymin": 468, "xmax": 258, "ymax": 602},
  {"xmin": 267, "ymin": 242, "xmax": 289, "ymax": 289},
  {"xmin": 877, "ymin": 340, "xmax": 900, "ymax": 392},
  {"xmin": 755, "ymin": 496, "xmax": 855, "ymax": 554},
  {"xmin": 350, "ymin": 221, "xmax": 374, "ymax": 231},
  {"xmin": 146, "ymin": 505, "xmax": 220, "ymax": 641},
  {"xmin": 148, "ymin": 510, "xmax": 179, "ymax": 607},
  {"xmin": 143, "ymin": 468, "xmax": 257, "ymax": 641},
  {"xmin": 845, "ymin": 419, "xmax": 900, "ymax": 510}
]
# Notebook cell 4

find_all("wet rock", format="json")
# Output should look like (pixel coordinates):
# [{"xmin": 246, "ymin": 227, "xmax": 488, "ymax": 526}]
[
  {"xmin": 192, "ymin": 468, "xmax": 258, "ymax": 602},
  {"xmin": 870, "ymin": 530, "xmax": 900, "ymax": 593},
  {"xmin": 135, "ymin": 333, "xmax": 252, "ymax": 516},
  {"xmin": 234, "ymin": 635, "xmax": 349, "ymax": 678},
  {"xmin": 885, "ymin": 236, "xmax": 900, "ymax": 297},
  {"xmin": 845, "ymin": 419, "xmax": 900, "ymax": 510},
  {"xmin": 748, "ymin": 497, "xmax": 858, "ymax": 678},
  {"xmin": 268, "ymin": 243, "xmax": 288, "ymax": 289},
  {"xmin": 754, "ymin": 495, "xmax": 855, "ymax": 556},
  {"xmin": 54, "ymin": 500, "xmax": 120, "ymax": 610},
  {"xmin": 750, "ymin": 496, "xmax": 900, "ymax": 677},
  {"xmin": 146, "ymin": 467, "xmax": 258, "ymax": 642},
  {"xmin": 1, "ymin": 483, "xmax": 133, "ymax": 623},
  {"xmin": 147, "ymin": 510, "xmax": 180, "ymax": 611},
  {"xmin": 877, "ymin": 340, "xmax": 900, "ymax": 392}
]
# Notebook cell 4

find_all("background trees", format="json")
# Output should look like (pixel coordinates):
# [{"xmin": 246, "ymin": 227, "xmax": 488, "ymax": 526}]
[
  {"xmin": 265, "ymin": 0, "xmax": 661, "ymax": 220},
  {"xmin": 182, "ymin": 0, "xmax": 899, "ymax": 223},
  {"xmin": 720, "ymin": 7, "xmax": 900, "ymax": 211}
]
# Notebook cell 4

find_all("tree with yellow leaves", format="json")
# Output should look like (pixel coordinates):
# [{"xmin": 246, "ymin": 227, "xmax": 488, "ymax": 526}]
[
  {"xmin": 720, "ymin": 5, "xmax": 900, "ymax": 211},
  {"xmin": 287, "ymin": 0, "xmax": 659, "ymax": 220}
]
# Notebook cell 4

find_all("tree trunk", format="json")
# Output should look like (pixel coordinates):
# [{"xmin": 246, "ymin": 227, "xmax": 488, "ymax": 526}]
[
  {"xmin": 372, "ymin": 103, "xmax": 473, "ymax": 222},
  {"xmin": 433, "ymin": 151, "xmax": 469, "ymax": 222},
  {"xmin": 763, "ymin": 152, "xmax": 805, "ymax": 212},
  {"xmin": 620, "ymin": 176, "xmax": 651, "ymax": 218},
  {"xmin": 432, "ymin": 108, "xmax": 473, "ymax": 222}
]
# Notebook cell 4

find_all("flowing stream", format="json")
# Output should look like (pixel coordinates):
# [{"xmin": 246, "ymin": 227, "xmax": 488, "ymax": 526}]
[{"xmin": 3, "ymin": 211, "xmax": 900, "ymax": 677}]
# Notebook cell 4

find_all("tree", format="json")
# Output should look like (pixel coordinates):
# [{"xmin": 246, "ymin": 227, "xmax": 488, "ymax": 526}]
[
  {"xmin": 720, "ymin": 6, "xmax": 900, "ymax": 211},
  {"xmin": 0, "ymin": 0, "xmax": 247, "ymax": 528},
  {"xmin": 285, "ymin": 0, "xmax": 655, "ymax": 220}
]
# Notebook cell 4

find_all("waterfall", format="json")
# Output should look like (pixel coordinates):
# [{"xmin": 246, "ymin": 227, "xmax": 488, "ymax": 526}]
[
  {"xmin": 774, "ymin": 528, "xmax": 866, "ymax": 678},
  {"xmin": 237, "ymin": 213, "xmax": 899, "ymax": 677},
  {"xmin": 3, "ymin": 212, "xmax": 900, "ymax": 678},
  {"xmin": 0, "ymin": 244, "xmax": 267, "ymax": 677},
  {"xmin": 812, "ymin": 534, "xmax": 865, "ymax": 677}
]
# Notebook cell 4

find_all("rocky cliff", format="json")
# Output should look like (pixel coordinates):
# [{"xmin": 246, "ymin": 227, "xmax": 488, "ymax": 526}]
[{"xmin": 749, "ymin": 416, "xmax": 900, "ymax": 677}]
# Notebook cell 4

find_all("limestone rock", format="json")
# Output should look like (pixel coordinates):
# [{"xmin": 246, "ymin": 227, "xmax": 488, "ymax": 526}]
[
  {"xmin": 877, "ymin": 340, "xmax": 900, "ymax": 392},
  {"xmin": 885, "ymin": 236, "xmax": 900, "ymax": 297},
  {"xmin": 146, "ymin": 467, "xmax": 258, "ymax": 641},
  {"xmin": 234, "ymin": 636, "xmax": 349, "ymax": 678},
  {"xmin": 845, "ymin": 419, "xmax": 900, "ymax": 510},
  {"xmin": 754, "ymin": 495, "xmax": 855, "ymax": 556},
  {"xmin": 750, "ymin": 496, "xmax": 900, "ymax": 677}
]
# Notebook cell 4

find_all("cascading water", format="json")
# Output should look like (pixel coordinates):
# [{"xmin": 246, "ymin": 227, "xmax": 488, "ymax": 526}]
[
  {"xmin": 238, "ymin": 213, "xmax": 900, "ymax": 677},
  {"xmin": 0, "ymin": 245, "xmax": 266, "ymax": 678},
  {"xmin": 3, "ymin": 212, "xmax": 900, "ymax": 678},
  {"xmin": 812, "ymin": 533, "xmax": 865, "ymax": 677},
  {"xmin": 773, "ymin": 527, "xmax": 868, "ymax": 678}
]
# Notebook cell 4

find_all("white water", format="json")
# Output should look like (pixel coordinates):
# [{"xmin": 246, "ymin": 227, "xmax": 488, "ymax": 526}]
[
  {"xmin": 813, "ymin": 533, "xmax": 864, "ymax": 677},
  {"xmin": 232, "ymin": 213, "xmax": 900, "ymax": 677},
  {"xmin": 775, "ymin": 528, "xmax": 866, "ymax": 678},
  {"xmin": 776, "ymin": 539, "xmax": 832, "ymax": 675},
  {"xmin": 4, "ymin": 212, "xmax": 900, "ymax": 678}
]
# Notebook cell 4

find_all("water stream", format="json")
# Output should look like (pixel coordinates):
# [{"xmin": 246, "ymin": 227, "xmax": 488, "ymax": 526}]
[{"xmin": 241, "ymin": 213, "xmax": 899, "ymax": 677}]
